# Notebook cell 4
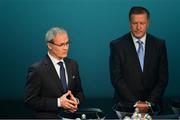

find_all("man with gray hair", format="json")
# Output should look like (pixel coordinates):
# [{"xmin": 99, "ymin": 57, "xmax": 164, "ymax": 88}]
[{"xmin": 25, "ymin": 27, "xmax": 85, "ymax": 118}]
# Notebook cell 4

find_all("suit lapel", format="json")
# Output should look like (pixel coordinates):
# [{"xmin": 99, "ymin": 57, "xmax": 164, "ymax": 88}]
[
  {"xmin": 64, "ymin": 58, "xmax": 73, "ymax": 90},
  {"xmin": 126, "ymin": 34, "xmax": 145, "ymax": 89},
  {"xmin": 143, "ymin": 34, "xmax": 153, "ymax": 74},
  {"xmin": 127, "ymin": 34, "xmax": 142, "ymax": 73},
  {"xmin": 44, "ymin": 55, "xmax": 65, "ymax": 92}
]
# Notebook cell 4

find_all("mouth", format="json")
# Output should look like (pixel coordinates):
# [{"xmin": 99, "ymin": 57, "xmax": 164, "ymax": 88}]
[
  {"xmin": 63, "ymin": 52, "xmax": 68, "ymax": 55},
  {"xmin": 135, "ymin": 31, "xmax": 142, "ymax": 34}
]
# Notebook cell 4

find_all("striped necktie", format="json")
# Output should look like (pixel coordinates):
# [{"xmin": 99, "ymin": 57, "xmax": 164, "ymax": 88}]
[
  {"xmin": 58, "ymin": 62, "xmax": 68, "ymax": 92},
  {"xmin": 137, "ymin": 40, "xmax": 144, "ymax": 71}
]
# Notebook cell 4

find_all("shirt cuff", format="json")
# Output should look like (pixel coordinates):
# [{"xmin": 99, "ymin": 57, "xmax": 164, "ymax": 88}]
[
  {"xmin": 58, "ymin": 97, "xmax": 79, "ymax": 107},
  {"xmin": 76, "ymin": 98, "xmax": 80, "ymax": 104},
  {"xmin": 57, "ymin": 98, "xmax": 61, "ymax": 107}
]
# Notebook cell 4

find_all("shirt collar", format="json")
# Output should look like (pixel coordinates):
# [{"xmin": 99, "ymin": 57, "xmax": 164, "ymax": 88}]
[
  {"xmin": 48, "ymin": 52, "xmax": 64, "ymax": 65},
  {"xmin": 131, "ymin": 33, "xmax": 146, "ymax": 45}
]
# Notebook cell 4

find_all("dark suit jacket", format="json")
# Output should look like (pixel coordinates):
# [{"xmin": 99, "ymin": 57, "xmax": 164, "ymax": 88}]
[
  {"xmin": 110, "ymin": 32, "xmax": 168, "ymax": 105},
  {"xmin": 25, "ymin": 55, "xmax": 85, "ymax": 118}
]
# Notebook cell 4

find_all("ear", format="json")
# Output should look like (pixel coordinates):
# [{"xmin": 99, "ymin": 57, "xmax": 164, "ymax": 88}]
[
  {"xmin": 147, "ymin": 19, "xmax": 150, "ymax": 28},
  {"xmin": 47, "ymin": 43, "xmax": 52, "ymax": 50}
]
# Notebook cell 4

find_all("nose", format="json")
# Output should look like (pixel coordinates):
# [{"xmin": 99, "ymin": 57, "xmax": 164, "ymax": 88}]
[
  {"xmin": 63, "ymin": 45, "xmax": 69, "ymax": 50},
  {"xmin": 137, "ymin": 23, "xmax": 141, "ymax": 30}
]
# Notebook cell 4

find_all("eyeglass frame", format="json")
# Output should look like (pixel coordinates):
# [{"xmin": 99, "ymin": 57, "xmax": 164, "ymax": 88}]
[{"xmin": 48, "ymin": 40, "xmax": 70, "ymax": 47}]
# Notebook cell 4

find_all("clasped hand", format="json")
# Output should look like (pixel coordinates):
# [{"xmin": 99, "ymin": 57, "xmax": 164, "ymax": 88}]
[{"xmin": 60, "ymin": 90, "xmax": 78, "ymax": 113}]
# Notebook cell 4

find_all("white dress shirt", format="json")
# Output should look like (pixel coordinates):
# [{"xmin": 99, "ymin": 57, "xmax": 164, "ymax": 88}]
[
  {"xmin": 131, "ymin": 33, "xmax": 146, "ymax": 54},
  {"xmin": 47, "ymin": 52, "xmax": 68, "ymax": 107}
]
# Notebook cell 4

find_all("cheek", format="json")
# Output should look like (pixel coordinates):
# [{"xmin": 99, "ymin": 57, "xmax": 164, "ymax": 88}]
[
  {"xmin": 141, "ymin": 26, "xmax": 147, "ymax": 32},
  {"xmin": 53, "ymin": 48, "xmax": 61, "ymax": 54},
  {"xmin": 143, "ymin": 24, "xmax": 148, "ymax": 29},
  {"xmin": 131, "ymin": 25, "xmax": 137, "ymax": 30}
]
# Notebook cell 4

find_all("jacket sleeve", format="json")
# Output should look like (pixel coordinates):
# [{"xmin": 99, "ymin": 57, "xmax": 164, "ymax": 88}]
[
  {"xmin": 109, "ymin": 42, "xmax": 137, "ymax": 103},
  {"xmin": 71, "ymin": 61, "xmax": 85, "ymax": 104},
  {"xmin": 24, "ymin": 66, "xmax": 58, "ymax": 112},
  {"xmin": 149, "ymin": 40, "xmax": 168, "ymax": 103}
]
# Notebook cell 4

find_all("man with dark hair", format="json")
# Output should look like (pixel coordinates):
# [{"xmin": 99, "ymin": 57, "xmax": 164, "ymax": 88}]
[
  {"xmin": 25, "ymin": 27, "xmax": 85, "ymax": 118},
  {"xmin": 110, "ymin": 6, "xmax": 168, "ymax": 108},
  {"xmin": 129, "ymin": 6, "xmax": 150, "ymax": 20}
]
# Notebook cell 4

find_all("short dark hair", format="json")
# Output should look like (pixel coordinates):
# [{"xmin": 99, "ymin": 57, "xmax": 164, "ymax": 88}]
[{"xmin": 129, "ymin": 6, "xmax": 150, "ymax": 21}]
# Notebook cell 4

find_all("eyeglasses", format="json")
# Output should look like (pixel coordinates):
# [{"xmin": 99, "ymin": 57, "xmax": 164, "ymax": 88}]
[{"xmin": 48, "ymin": 41, "xmax": 70, "ymax": 47}]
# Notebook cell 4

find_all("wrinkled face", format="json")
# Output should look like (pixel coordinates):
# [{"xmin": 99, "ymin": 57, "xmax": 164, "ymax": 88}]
[
  {"xmin": 130, "ymin": 13, "xmax": 149, "ymax": 39},
  {"xmin": 48, "ymin": 33, "xmax": 69, "ymax": 60}
]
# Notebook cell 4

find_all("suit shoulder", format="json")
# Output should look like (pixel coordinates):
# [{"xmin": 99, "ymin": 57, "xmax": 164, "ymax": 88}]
[
  {"xmin": 64, "ymin": 58, "xmax": 79, "ymax": 71},
  {"xmin": 29, "ymin": 56, "xmax": 48, "ymax": 70},
  {"xmin": 64, "ymin": 57, "xmax": 78, "ymax": 65},
  {"xmin": 65, "ymin": 57, "xmax": 76, "ymax": 63},
  {"xmin": 147, "ymin": 34, "xmax": 167, "ymax": 52},
  {"xmin": 110, "ymin": 33, "xmax": 131, "ymax": 47},
  {"xmin": 147, "ymin": 33, "xmax": 165, "ymax": 44}
]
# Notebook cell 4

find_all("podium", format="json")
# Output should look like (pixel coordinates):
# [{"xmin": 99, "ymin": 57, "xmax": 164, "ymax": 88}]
[
  {"xmin": 58, "ymin": 108, "xmax": 105, "ymax": 119},
  {"xmin": 112, "ymin": 102, "xmax": 160, "ymax": 119}
]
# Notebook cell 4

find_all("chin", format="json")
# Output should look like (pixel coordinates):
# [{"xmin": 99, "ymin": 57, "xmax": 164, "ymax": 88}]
[
  {"xmin": 63, "ymin": 55, "xmax": 68, "ymax": 58},
  {"xmin": 135, "ymin": 34, "xmax": 144, "ymax": 39}
]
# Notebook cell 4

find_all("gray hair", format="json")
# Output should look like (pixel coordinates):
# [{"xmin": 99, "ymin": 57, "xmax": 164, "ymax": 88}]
[{"xmin": 45, "ymin": 27, "xmax": 67, "ymax": 43}]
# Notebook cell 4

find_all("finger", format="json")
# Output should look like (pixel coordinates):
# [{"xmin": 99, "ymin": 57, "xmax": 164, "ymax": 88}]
[
  {"xmin": 68, "ymin": 90, "xmax": 72, "ymax": 94},
  {"xmin": 69, "ymin": 92, "xmax": 76, "ymax": 101},
  {"xmin": 69, "ymin": 93, "xmax": 78, "ymax": 103},
  {"xmin": 68, "ymin": 103, "xmax": 77, "ymax": 109},
  {"xmin": 69, "ymin": 94, "xmax": 76, "ymax": 101},
  {"xmin": 69, "ymin": 109, "xmax": 77, "ymax": 113},
  {"xmin": 69, "ymin": 92, "xmax": 74, "ymax": 98},
  {"xmin": 63, "ymin": 91, "xmax": 71, "ymax": 98},
  {"xmin": 66, "ymin": 104, "xmax": 77, "ymax": 111},
  {"xmin": 65, "ymin": 91, "xmax": 71, "ymax": 95},
  {"xmin": 67, "ymin": 99, "xmax": 77, "ymax": 105},
  {"xmin": 68, "ymin": 105, "xmax": 78, "ymax": 111}
]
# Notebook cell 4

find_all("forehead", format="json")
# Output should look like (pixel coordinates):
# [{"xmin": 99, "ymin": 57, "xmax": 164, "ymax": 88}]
[
  {"xmin": 54, "ymin": 33, "xmax": 68, "ymax": 43},
  {"xmin": 130, "ymin": 13, "xmax": 148, "ymax": 21}
]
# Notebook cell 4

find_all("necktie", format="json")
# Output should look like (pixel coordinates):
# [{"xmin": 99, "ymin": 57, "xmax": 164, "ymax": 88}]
[
  {"xmin": 58, "ymin": 62, "xmax": 68, "ymax": 91},
  {"xmin": 137, "ymin": 40, "xmax": 144, "ymax": 71}
]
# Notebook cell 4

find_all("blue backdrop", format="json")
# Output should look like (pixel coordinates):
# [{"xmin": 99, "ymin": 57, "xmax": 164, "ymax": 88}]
[{"xmin": 0, "ymin": 0, "xmax": 179, "ymax": 100}]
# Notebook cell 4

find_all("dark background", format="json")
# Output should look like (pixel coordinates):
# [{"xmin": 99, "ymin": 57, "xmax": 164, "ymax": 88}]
[{"xmin": 0, "ymin": 0, "xmax": 179, "ymax": 118}]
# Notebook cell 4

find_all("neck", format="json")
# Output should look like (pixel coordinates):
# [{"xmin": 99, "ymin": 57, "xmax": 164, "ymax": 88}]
[{"xmin": 48, "ymin": 51, "xmax": 63, "ymax": 60}]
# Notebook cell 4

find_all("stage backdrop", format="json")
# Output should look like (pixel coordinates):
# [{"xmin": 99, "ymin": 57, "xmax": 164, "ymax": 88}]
[{"xmin": 0, "ymin": 0, "xmax": 179, "ymax": 99}]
